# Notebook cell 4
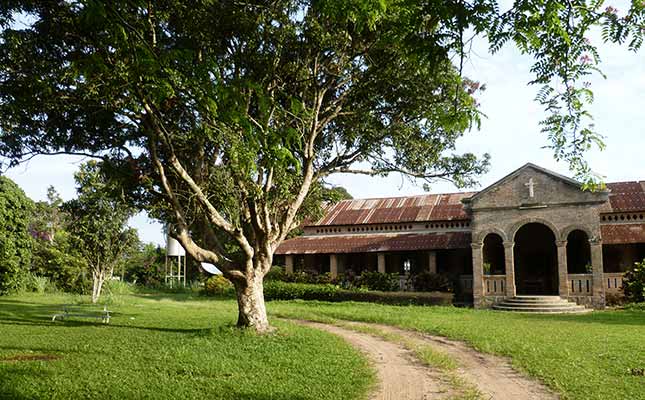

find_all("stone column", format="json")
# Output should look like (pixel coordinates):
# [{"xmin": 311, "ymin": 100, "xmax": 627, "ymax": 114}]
[
  {"xmin": 590, "ymin": 239, "xmax": 605, "ymax": 308},
  {"xmin": 329, "ymin": 254, "xmax": 338, "ymax": 278},
  {"xmin": 503, "ymin": 242, "xmax": 516, "ymax": 297},
  {"xmin": 285, "ymin": 255, "xmax": 294, "ymax": 274},
  {"xmin": 556, "ymin": 240, "xmax": 569, "ymax": 297},
  {"xmin": 471, "ymin": 243, "xmax": 485, "ymax": 308},
  {"xmin": 428, "ymin": 251, "xmax": 437, "ymax": 274},
  {"xmin": 377, "ymin": 253, "xmax": 386, "ymax": 273}
]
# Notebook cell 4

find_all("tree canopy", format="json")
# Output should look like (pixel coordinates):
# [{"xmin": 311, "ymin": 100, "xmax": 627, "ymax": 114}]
[{"xmin": 0, "ymin": 0, "xmax": 642, "ymax": 330}]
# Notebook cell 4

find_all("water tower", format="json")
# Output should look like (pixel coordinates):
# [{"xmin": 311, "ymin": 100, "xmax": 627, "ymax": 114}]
[{"xmin": 165, "ymin": 235, "xmax": 186, "ymax": 287}]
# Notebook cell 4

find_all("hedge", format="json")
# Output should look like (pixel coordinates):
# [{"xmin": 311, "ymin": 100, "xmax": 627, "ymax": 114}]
[{"xmin": 263, "ymin": 281, "xmax": 453, "ymax": 306}]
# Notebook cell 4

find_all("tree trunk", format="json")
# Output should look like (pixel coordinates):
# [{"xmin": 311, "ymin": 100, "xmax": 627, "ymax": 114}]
[
  {"xmin": 91, "ymin": 270, "xmax": 105, "ymax": 304},
  {"xmin": 234, "ymin": 263, "xmax": 270, "ymax": 333}
]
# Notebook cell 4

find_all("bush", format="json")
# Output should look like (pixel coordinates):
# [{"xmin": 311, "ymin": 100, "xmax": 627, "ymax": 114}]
[
  {"xmin": 0, "ymin": 176, "xmax": 34, "ymax": 294},
  {"xmin": 411, "ymin": 272, "xmax": 453, "ymax": 292},
  {"xmin": 106, "ymin": 279, "xmax": 137, "ymax": 296},
  {"xmin": 264, "ymin": 281, "xmax": 338, "ymax": 301},
  {"xmin": 623, "ymin": 259, "xmax": 645, "ymax": 303},
  {"xmin": 265, "ymin": 266, "xmax": 286, "ymax": 281},
  {"xmin": 203, "ymin": 275, "xmax": 234, "ymax": 296},
  {"xmin": 263, "ymin": 281, "xmax": 453, "ymax": 306},
  {"xmin": 356, "ymin": 271, "xmax": 399, "ymax": 291},
  {"xmin": 21, "ymin": 273, "xmax": 58, "ymax": 294}
]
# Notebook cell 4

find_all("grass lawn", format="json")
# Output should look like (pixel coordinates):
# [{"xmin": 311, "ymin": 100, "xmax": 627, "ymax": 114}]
[
  {"xmin": 0, "ymin": 293, "xmax": 373, "ymax": 400},
  {"xmin": 269, "ymin": 301, "xmax": 645, "ymax": 400}
]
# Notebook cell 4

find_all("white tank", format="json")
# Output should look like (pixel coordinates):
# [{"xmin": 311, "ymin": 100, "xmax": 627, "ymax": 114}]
[{"xmin": 166, "ymin": 235, "xmax": 186, "ymax": 256}]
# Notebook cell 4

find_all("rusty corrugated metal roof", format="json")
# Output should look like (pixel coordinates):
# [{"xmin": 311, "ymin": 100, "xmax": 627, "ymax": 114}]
[
  {"xmin": 601, "ymin": 224, "xmax": 645, "ymax": 245},
  {"xmin": 308, "ymin": 192, "xmax": 475, "ymax": 227},
  {"xmin": 275, "ymin": 232, "xmax": 471, "ymax": 254},
  {"xmin": 308, "ymin": 180, "xmax": 644, "ymax": 228}
]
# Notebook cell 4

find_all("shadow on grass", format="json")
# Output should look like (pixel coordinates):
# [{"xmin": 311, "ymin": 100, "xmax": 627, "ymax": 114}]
[
  {"xmin": 0, "ymin": 299, "xmax": 223, "ymax": 336},
  {"xmin": 132, "ymin": 291, "xmax": 233, "ymax": 303}
]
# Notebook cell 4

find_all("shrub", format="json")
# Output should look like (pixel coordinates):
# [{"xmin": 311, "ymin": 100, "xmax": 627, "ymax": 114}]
[
  {"xmin": 265, "ymin": 266, "xmax": 286, "ymax": 281},
  {"xmin": 623, "ymin": 259, "xmax": 645, "ymax": 303},
  {"xmin": 263, "ymin": 281, "xmax": 453, "ymax": 306},
  {"xmin": 203, "ymin": 275, "xmax": 234, "ymax": 296},
  {"xmin": 0, "ymin": 176, "xmax": 34, "ymax": 294},
  {"xmin": 411, "ymin": 272, "xmax": 453, "ymax": 292},
  {"xmin": 21, "ymin": 273, "xmax": 58, "ymax": 294},
  {"xmin": 356, "ymin": 271, "xmax": 399, "ymax": 291},
  {"xmin": 264, "ymin": 281, "xmax": 338, "ymax": 301},
  {"xmin": 106, "ymin": 279, "xmax": 137, "ymax": 296}
]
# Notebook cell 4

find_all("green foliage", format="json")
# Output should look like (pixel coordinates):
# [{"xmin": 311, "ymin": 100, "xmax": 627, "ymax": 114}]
[
  {"xmin": 411, "ymin": 272, "xmax": 453, "ymax": 293},
  {"xmin": 64, "ymin": 161, "xmax": 138, "ymax": 301},
  {"xmin": 30, "ymin": 230, "xmax": 89, "ymax": 293},
  {"xmin": 0, "ymin": 176, "xmax": 34, "ymax": 294},
  {"xmin": 264, "ymin": 266, "xmax": 286, "ymax": 282},
  {"xmin": 122, "ymin": 243, "xmax": 166, "ymax": 287},
  {"xmin": 263, "ymin": 281, "xmax": 453, "ymax": 305},
  {"xmin": 357, "ymin": 272, "xmax": 400, "ymax": 292},
  {"xmin": 623, "ymin": 259, "xmax": 645, "ymax": 303},
  {"xmin": 203, "ymin": 275, "xmax": 234, "ymax": 297},
  {"xmin": 264, "ymin": 281, "xmax": 340, "ymax": 301},
  {"xmin": 21, "ymin": 273, "xmax": 58, "ymax": 294},
  {"xmin": 105, "ymin": 280, "xmax": 137, "ymax": 296}
]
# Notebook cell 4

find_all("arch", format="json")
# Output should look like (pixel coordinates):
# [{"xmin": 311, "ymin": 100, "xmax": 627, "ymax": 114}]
[
  {"xmin": 473, "ymin": 228, "xmax": 508, "ymax": 245},
  {"xmin": 560, "ymin": 224, "xmax": 595, "ymax": 243},
  {"xmin": 509, "ymin": 217, "xmax": 559, "ymax": 242},
  {"xmin": 482, "ymin": 233, "xmax": 505, "ymax": 274},
  {"xmin": 513, "ymin": 222, "xmax": 559, "ymax": 295},
  {"xmin": 566, "ymin": 229, "xmax": 592, "ymax": 274}
]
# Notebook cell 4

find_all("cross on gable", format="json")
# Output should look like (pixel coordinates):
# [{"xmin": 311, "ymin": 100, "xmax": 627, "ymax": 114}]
[{"xmin": 525, "ymin": 178, "xmax": 536, "ymax": 198}]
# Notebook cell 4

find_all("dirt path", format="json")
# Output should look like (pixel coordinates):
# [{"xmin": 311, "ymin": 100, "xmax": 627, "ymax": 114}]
[
  {"xmin": 358, "ymin": 322, "xmax": 559, "ymax": 400},
  {"xmin": 298, "ymin": 321, "xmax": 455, "ymax": 400},
  {"xmin": 294, "ymin": 320, "xmax": 559, "ymax": 400}
]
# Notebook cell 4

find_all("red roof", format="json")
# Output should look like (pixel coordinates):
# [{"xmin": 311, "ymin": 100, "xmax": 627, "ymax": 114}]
[
  {"xmin": 311, "ymin": 193, "xmax": 475, "ymax": 226},
  {"xmin": 275, "ymin": 232, "xmax": 471, "ymax": 254},
  {"xmin": 601, "ymin": 224, "xmax": 645, "ymax": 245},
  {"xmin": 606, "ymin": 181, "xmax": 645, "ymax": 212}
]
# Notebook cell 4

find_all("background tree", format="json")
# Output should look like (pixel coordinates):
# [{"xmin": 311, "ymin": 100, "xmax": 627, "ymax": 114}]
[
  {"xmin": 64, "ymin": 161, "xmax": 137, "ymax": 303},
  {"xmin": 0, "ymin": 176, "xmax": 33, "ymax": 294},
  {"xmin": 122, "ymin": 242, "xmax": 167, "ymax": 287},
  {"xmin": 0, "ymin": 1, "xmax": 642, "ymax": 330}
]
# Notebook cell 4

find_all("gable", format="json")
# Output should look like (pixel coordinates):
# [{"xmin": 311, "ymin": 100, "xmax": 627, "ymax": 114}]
[{"xmin": 465, "ymin": 164, "xmax": 608, "ymax": 210}]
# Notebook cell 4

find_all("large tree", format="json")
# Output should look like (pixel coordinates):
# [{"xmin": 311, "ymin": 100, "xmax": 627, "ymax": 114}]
[{"xmin": 0, "ymin": 1, "xmax": 642, "ymax": 331}]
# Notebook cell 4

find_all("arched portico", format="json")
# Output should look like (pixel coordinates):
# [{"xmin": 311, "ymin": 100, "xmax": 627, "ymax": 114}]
[{"xmin": 513, "ymin": 222, "xmax": 559, "ymax": 295}]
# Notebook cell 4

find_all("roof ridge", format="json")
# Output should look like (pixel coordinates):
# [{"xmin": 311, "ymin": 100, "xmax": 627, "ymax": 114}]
[{"xmin": 338, "ymin": 191, "xmax": 478, "ymax": 202}]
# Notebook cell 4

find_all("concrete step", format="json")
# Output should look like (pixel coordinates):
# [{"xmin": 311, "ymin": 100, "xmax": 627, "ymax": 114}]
[
  {"xmin": 494, "ymin": 303, "xmax": 584, "ymax": 309},
  {"xmin": 503, "ymin": 299, "xmax": 572, "ymax": 305},
  {"xmin": 492, "ymin": 296, "xmax": 591, "ymax": 314},
  {"xmin": 492, "ymin": 305, "xmax": 591, "ymax": 313}
]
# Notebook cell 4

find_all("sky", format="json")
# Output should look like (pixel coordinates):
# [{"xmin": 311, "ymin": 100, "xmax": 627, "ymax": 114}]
[{"xmin": 4, "ymin": 7, "xmax": 644, "ymax": 246}]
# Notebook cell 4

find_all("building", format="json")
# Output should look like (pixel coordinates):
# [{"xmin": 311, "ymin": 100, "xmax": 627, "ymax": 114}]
[{"xmin": 275, "ymin": 163, "xmax": 645, "ymax": 308}]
